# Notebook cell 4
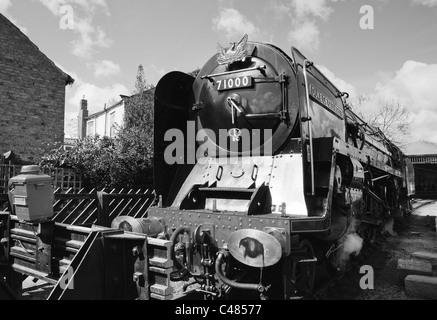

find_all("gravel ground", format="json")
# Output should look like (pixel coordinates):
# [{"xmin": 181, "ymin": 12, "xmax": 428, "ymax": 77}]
[{"xmin": 322, "ymin": 200, "xmax": 437, "ymax": 300}]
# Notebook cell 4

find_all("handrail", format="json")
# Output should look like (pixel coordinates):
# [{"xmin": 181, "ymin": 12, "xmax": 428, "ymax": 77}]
[
  {"xmin": 201, "ymin": 65, "xmax": 266, "ymax": 80},
  {"xmin": 303, "ymin": 60, "xmax": 315, "ymax": 196}
]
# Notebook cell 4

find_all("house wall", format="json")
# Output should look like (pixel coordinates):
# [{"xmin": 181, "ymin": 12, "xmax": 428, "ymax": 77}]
[
  {"xmin": 86, "ymin": 102, "xmax": 125, "ymax": 138},
  {"xmin": 0, "ymin": 14, "xmax": 71, "ymax": 164}
]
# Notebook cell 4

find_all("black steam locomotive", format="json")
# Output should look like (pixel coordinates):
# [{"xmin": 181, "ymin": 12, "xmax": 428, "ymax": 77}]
[
  {"xmin": 0, "ymin": 35, "xmax": 411, "ymax": 301},
  {"xmin": 142, "ymin": 35, "xmax": 411, "ymax": 299}
]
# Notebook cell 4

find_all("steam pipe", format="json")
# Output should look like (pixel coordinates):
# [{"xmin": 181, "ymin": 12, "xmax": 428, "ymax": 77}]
[
  {"xmin": 170, "ymin": 226, "xmax": 191, "ymax": 244},
  {"xmin": 215, "ymin": 251, "xmax": 265, "ymax": 293}
]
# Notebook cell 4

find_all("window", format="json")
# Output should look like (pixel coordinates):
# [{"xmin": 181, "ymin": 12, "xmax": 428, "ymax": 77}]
[
  {"xmin": 87, "ymin": 120, "xmax": 95, "ymax": 136},
  {"xmin": 110, "ymin": 112, "xmax": 116, "ymax": 137}
]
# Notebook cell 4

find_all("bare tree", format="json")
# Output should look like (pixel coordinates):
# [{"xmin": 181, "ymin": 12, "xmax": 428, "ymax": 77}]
[
  {"xmin": 350, "ymin": 95, "xmax": 411, "ymax": 148},
  {"xmin": 106, "ymin": 97, "xmax": 119, "ymax": 107}
]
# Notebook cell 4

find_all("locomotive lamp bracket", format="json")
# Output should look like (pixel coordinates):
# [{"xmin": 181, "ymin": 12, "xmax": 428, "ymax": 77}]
[
  {"xmin": 193, "ymin": 102, "xmax": 204, "ymax": 111},
  {"xmin": 337, "ymin": 92, "xmax": 350, "ymax": 99},
  {"xmin": 305, "ymin": 61, "xmax": 314, "ymax": 68},
  {"xmin": 194, "ymin": 224, "xmax": 216, "ymax": 245},
  {"xmin": 277, "ymin": 73, "xmax": 288, "ymax": 84}
]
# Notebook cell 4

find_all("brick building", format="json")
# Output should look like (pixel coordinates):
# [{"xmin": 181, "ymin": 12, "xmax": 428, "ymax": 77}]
[{"xmin": 0, "ymin": 13, "xmax": 74, "ymax": 164}]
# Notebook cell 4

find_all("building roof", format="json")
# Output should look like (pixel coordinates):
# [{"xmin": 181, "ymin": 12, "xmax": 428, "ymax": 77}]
[
  {"xmin": 86, "ymin": 100, "xmax": 124, "ymax": 120},
  {"xmin": 85, "ymin": 87, "xmax": 155, "ymax": 121},
  {"xmin": 0, "ymin": 13, "xmax": 74, "ymax": 86},
  {"xmin": 404, "ymin": 140, "xmax": 437, "ymax": 156}
]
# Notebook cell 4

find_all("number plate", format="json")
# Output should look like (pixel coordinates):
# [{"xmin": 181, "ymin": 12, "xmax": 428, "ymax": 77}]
[{"xmin": 216, "ymin": 76, "xmax": 252, "ymax": 91}]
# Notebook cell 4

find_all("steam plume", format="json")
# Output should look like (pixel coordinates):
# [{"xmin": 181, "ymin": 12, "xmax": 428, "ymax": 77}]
[{"xmin": 333, "ymin": 218, "xmax": 364, "ymax": 270}]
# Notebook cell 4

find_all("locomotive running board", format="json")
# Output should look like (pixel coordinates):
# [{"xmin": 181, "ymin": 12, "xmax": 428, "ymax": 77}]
[
  {"xmin": 297, "ymin": 258, "xmax": 318, "ymax": 263},
  {"xmin": 313, "ymin": 137, "xmax": 403, "ymax": 179}
]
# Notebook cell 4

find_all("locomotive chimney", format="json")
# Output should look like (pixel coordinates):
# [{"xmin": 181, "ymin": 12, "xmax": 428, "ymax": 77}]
[{"xmin": 78, "ymin": 95, "xmax": 89, "ymax": 140}]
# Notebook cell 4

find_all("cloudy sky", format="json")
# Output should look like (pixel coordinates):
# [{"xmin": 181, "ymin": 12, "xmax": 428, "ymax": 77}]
[{"xmin": 1, "ymin": 0, "xmax": 437, "ymax": 144}]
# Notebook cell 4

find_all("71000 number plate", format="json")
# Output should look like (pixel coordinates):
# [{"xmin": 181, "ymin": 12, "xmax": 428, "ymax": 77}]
[{"xmin": 216, "ymin": 76, "xmax": 252, "ymax": 91}]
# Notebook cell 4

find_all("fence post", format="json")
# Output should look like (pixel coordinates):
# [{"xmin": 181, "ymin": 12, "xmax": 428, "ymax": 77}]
[{"xmin": 97, "ymin": 192, "xmax": 110, "ymax": 227}]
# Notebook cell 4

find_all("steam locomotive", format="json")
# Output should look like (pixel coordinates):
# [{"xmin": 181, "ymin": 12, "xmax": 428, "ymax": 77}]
[
  {"xmin": 0, "ymin": 35, "xmax": 411, "ymax": 301},
  {"xmin": 139, "ymin": 35, "xmax": 411, "ymax": 299}
]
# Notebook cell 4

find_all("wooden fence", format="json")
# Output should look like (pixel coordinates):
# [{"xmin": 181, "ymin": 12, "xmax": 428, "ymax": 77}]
[
  {"xmin": 0, "ymin": 165, "xmax": 21, "ymax": 194},
  {"xmin": 0, "ymin": 194, "xmax": 8, "ymax": 211},
  {"xmin": 0, "ymin": 188, "xmax": 156, "ymax": 227},
  {"xmin": 52, "ymin": 188, "xmax": 156, "ymax": 227},
  {"xmin": 0, "ymin": 165, "xmax": 82, "ymax": 194}
]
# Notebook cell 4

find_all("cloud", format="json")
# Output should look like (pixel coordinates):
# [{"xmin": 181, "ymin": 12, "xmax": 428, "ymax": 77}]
[
  {"xmin": 375, "ymin": 60, "xmax": 437, "ymax": 113},
  {"xmin": 317, "ymin": 65, "xmax": 357, "ymax": 97},
  {"xmin": 364, "ymin": 60, "xmax": 437, "ymax": 144},
  {"xmin": 271, "ymin": 0, "xmax": 346, "ymax": 53},
  {"xmin": 35, "ymin": 0, "xmax": 110, "ymax": 16},
  {"xmin": 410, "ymin": 109, "xmax": 437, "ymax": 143},
  {"xmin": 0, "ymin": 0, "xmax": 11, "ymax": 12},
  {"xmin": 68, "ymin": 82, "xmax": 129, "ymax": 116},
  {"xmin": 272, "ymin": 0, "xmax": 335, "ymax": 20},
  {"xmin": 64, "ymin": 111, "xmax": 79, "ymax": 139},
  {"xmin": 71, "ymin": 22, "xmax": 113, "ymax": 58},
  {"xmin": 35, "ymin": 0, "xmax": 112, "ymax": 58},
  {"xmin": 411, "ymin": 0, "xmax": 437, "ymax": 6},
  {"xmin": 288, "ymin": 20, "xmax": 321, "ymax": 54},
  {"xmin": 288, "ymin": 0, "xmax": 334, "ymax": 20},
  {"xmin": 213, "ymin": 7, "xmax": 260, "ymax": 40},
  {"xmin": 89, "ymin": 59, "xmax": 121, "ymax": 78},
  {"xmin": 149, "ymin": 64, "xmax": 167, "ymax": 79},
  {"xmin": 0, "ymin": 0, "xmax": 28, "ymax": 33}
]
